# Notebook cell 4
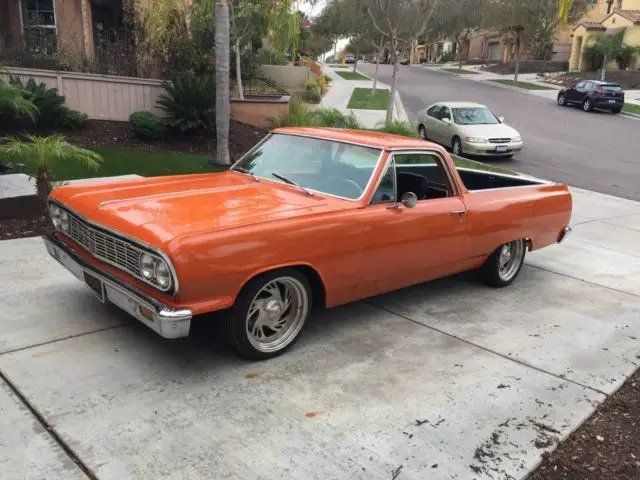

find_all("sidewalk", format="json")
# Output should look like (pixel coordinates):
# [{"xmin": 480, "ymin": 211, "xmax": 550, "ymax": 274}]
[{"xmin": 320, "ymin": 63, "xmax": 409, "ymax": 128}]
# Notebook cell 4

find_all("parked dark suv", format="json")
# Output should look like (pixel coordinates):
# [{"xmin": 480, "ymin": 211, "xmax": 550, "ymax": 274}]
[{"xmin": 557, "ymin": 80, "xmax": 625, "ymax": 114}]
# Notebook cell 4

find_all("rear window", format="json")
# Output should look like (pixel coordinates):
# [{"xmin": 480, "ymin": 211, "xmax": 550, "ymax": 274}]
[{"xmin": 601, "ymin": 85, "xmax": 622, "ymax": 92}]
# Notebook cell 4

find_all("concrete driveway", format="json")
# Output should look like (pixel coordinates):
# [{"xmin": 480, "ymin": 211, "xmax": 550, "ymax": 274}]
[{"xmin": 1, "ymin": 188, "xmax": 639, "ymax": 480}]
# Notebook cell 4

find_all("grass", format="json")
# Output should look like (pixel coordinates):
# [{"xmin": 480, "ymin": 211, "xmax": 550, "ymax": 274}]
[
  {"xmin": 442, "ymin": 68, "xmax": 479, "ymax": 75},
  {"xmin": 335, "ymin": 71, "xmax": 370, "ymax": 81},
  {"xmin": 331, "ymin": 65, "xmax": 349, "ymax": 69},
  {"xmin": 41, "ymin": 147, "xmax": 222, "ymax": 181},
  {"xmin": 623, "ymin": 103, "xmax": 640, "ymax": 115},
  {"xmin": 347, "ymin": 88, "xmax": 390, "ymax": 110},
  {"xmin": 451, "ymin": 155, "xmax": 517, "ymax": 176},
  {"xmin": 489, "ymin": 79, "xmax": 554, "ymax": 90}
]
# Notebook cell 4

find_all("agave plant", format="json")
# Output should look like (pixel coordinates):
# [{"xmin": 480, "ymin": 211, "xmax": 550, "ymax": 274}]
[
  {"xmin": 0, "ymin": 135, "xmax": 102, "ymax": 198},
  {"xmin": 157, "ymin": 74, "xmax": 216, "ymax": 133},
  {"xmin": 0, "ymin": 79, "xmax": 38, "ymax": 121}
]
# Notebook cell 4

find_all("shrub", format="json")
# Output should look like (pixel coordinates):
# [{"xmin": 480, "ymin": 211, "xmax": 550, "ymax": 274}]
[
  {"xmin": 11, "ymin": 77, "xmax": 66, "ymax": 127},
  {"xmin": 129, "ymin": 111, "xmax": 167, "ymax": 139},
  {"xmin": 302, "ymin": 79, "xmax": 322, "ymax": 103},
  {"xmin": 272, "ymin": 99, "xmax": 362, "ymax": 129},
  {"xmin": 374, "ymin": 121, "xmax": 418, "ymax": 138},
  {"xmin": 157, "ymin": 74, "xmax": 215, "ymax": 133},
  {"xmin": 312, "ymin": 108, "xmax": 361, "ymax": 129},
  {"xmin": 272, "ymin": 98, "xmax": 315, "ymax": 128},
  {"xmin": 61, "ymin": 108, "xmax": 88, "ymax": 130}
]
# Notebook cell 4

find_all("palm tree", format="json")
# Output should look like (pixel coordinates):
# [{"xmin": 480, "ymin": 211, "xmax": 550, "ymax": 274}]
[
  {"xmin": 0, "ymin": 135, "xmax": 102, "ymax": 198},
  {"xmin": 590, "ymin": 28, "xmax": 627, "ymax": 81},
  {"xmin": 215, "ymin": 0, "xmax": 231, "ymax": 165},
  {"xmin": 0, "ymin": 79, "xmax": 38, "ymax": 121}
]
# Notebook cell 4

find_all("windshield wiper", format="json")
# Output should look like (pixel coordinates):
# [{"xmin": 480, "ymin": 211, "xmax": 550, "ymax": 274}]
[
  {"xmin": 271, "ymin": 172, "xmax": 314, "ymax": 196},
  {"xmin": 234, "ymin": 166, "xmax": 259, "ymax": 182}
]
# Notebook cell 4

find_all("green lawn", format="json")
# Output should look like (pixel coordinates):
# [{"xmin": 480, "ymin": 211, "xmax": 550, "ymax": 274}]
[
  {"xmin": 451, "ymin": 154, "xmax": 517, "ymax": 176},
  {"xmin": 442, "ymin": 68, "xmax": 479, "ymax": 75},
  {"xmin": 40, "ymin": 147, "xmax": 222, "ymax": 181},
  {"xmin": 347, "ymin": 88, "xmax": 390, "ymax": 110},
  {"xmin": 335, "ymin": 71, "xmax": 370, "ymax": 81},
  {"xmin": 623, "ymin": 103, "xmax": 640, "ymax": 115},
  {"xmin": 489, "ymin": 79, "xmax": 554, "ymax": 90}
]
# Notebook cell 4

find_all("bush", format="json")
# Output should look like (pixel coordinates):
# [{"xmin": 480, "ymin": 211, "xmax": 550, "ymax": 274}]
[
  {"xmin": 374, "ymin": 121, "xmax": 418, "ymax": 138},
  {"xmin": 11, "ymin": 77, "xmax": 66, "ymax": 127},
  {"xmin": 302, "ymin": 79, "xmax": 322, "ymax": 103},
  {"xmin": 61, "ymin": 109, "xmax": 88, "ymax": 130},
  {"xmin": 157, "ymin": 74, "xmax": 215, "ymax": 133},
  {"xmin": 272, "ymin": 98, "xmax": 315, "ymax": 128},
  {"xmin": 312, "ymin": 108, "xmax": 361, "ymax": 129},
  {"xmin": 272, "ymin": 99, "xmax": 362, "ymax": 129},
  {"xmin": 129, "ymin": 111, "xmax": 167, "ymax": 139}
]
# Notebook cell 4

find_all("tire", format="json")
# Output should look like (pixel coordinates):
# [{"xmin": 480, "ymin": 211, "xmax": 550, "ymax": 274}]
[
  {"xmin": 418, "ymin": 125, "xmax": 428, "ymax": 140},
  {"xmin": 557, "ymin": 93, "xmax": 567, "ymax": 106},
  {"xmin": 478, "ymin": 239, "xmax": 527, "ymax": 288},
  {"xmin": 452, "ymin": 137, "xmax": 463, "ymax": 156},
  {"xmin": 225, "ymin": 268, "xmax": 312, "ymax": 360},
  {"xmin": 582, "ymin": 98, "xmax": 593, "ymax": 112},
  {"xmin": 611, "ymin": 107, "xmax": 622, "ymax": 114}
]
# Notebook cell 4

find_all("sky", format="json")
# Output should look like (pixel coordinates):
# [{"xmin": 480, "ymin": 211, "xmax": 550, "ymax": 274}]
[{"xmin": 297, "ymin": 0, "xmax": 350, "ymax": 58}]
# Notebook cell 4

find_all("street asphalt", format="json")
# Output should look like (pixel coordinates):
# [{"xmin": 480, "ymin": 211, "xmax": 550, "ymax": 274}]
[{"xmin": 358, "ymin": 64, "xmax": 640, "ymax": 201}]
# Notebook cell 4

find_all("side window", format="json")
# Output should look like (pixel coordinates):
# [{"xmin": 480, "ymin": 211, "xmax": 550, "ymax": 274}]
[
  {"xmin": 441, "ymin": 107, "xmax": 452, "ymax": 121},
  {"xmin": 427, "ymin": 105, "xmax": 441, "ymax": 119},
  {"xmin": 394, "ymin": 153, "xmax": 453, "ymax": 200},
  {"xmin": 370, "ymin": 159, "xmax": 396, "ymax": 204},
  {"xmin": 575, "ymin": 81, "xmax": 586, "ymax": 89}
]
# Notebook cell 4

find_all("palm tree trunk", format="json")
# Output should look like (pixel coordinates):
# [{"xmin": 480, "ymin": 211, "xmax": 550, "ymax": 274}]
[
  {"xmin": 235, "ymin": 38, "xmax": 244, "ymax": 101},
  {"xmin": 215, "ymin": 0, "xmax": 231, "ymax": 165},
  {"xmin": 36, "ymin": 167, "xmax": 52, "ymax": 199},
  {"xmin": 600, "ymin": 54, "xmax": 607, "ymax": 81}
]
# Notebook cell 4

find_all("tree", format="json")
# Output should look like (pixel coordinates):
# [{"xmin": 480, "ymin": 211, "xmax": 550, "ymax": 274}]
[
  {"xmin": 586, "ymin": 28, "xmax": 632, "ymax": 81},
  {"xmin": 0, "ymin": 135, "xmax": 101, "ymax": 198},
  {"xmin": 215, "ymin": 0, "xmax": 231, "ymax": 165},
  {"xmin": 366, "ymin": 0, "xmax": 441, "ymax": 122}
]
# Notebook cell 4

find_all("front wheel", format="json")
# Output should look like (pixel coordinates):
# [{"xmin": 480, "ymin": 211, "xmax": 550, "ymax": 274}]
[
  {"xmin": 557, "ymin": 93, "xmax": 567, "ymax": 106},
  {"xmin": 225, "ymin": 269, "xmax": 312, "ymax": 360},
  {"xmin": 418, "ymin": 125, "xmax": 428, "ymax": 140},
  {"xmin": 452, "ymin": 137, "xmax": 463, "ymax": 156},
  {"xmin": 478, "ymin": 239, "xmax": 527, "ymax": 287}
]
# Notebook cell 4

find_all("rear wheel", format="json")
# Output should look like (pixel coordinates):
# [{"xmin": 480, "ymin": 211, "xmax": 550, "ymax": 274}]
[
  {"xmin": 418, "ymin": 125, "xmax": 428, "ymax": 140},
  {"xmin": 225, "ymin": 269, "xmax": 312, "ymax": 360},
  {"xmin": 478, "ymin": 239, "xmax": 527, "ymax": 287},
  {"xmin": 557, "ymin": 93, "xmax": 567, "ymax": 106},
  {"xmin": 582, "ymin": 98, "xmax": 593, "ymax": 112},
  {"xmin": 452, "ymin": 137, "xmax": 463, "ymax": 156}
]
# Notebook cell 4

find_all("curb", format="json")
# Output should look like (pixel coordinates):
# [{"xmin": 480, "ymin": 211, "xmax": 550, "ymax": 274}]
[
  {"xmin": 621, "ymin": 111, "xmax": 640, "ymax": 120},
  {"xmin": 393, "ymin": 90, "xmax": 410, "ymax": 123},
  {"xmin": 481, "ymin": 79, "xmax": 561, "ymax": 94}
]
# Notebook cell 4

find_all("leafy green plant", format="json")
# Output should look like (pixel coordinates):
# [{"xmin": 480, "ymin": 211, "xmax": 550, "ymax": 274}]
[
  {"xmin": 0, "ymin": 135, "xmax": 102, "ymax": 198},
  {"xmin": 61, "ymin": 109, "xmax": 89, "ymax": 130},
  {"xmin": 272, "ymin": 97, "xmax": 315, "ymax": 128},
  {"xmin": 302, "ymin": 79, "xmax": 322, "ymax": 103},
  {"xmin": 129, "ymin": 111, "xmax": 167, "ymax": 139},
  {"xmin": 11, "ymin": 77, "xmax": 66, "ymax": 127},
  {"xmin": 272, "ymin": 98, "xmax": 362, "ymax": 129},
  {"xmin": 0, "ymin": 79, "xmax": 38, "ymax": 122},
  {"xmin": 374, "ymin": 121, "xmax": 418, "ymax": 138},
  {"xmin": 312, "ymin": 108, "xmax": 361, "ymax": 128},
  {"xmin": 157, "ymin": 74, "xmax": 215, "ymax": 133}
]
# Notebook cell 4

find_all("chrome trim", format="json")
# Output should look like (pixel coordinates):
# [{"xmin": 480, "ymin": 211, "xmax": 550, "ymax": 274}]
[
  {"xmin": 48, "ymin": 199, "xmax": 180, "ymax": 295},
  {"xmin": 387, "ymin": 150, "xmax": 461, "ymax": 197},
  {"xmin": 230, "ymin": 131, "xmax": 386, "ymax": 203},
  {"xmin": 456, "ymin": 167, "xmax": 554, "ymax": 185},
  {"xmin": 367, "ymin": 153, "xmax": 396, "ymax": 205},
  {"xmin": 44, "ymin": 234, "xmax": 191, "ymax": 339}
]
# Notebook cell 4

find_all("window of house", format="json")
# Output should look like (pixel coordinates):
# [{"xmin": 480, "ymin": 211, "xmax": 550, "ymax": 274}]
[{"xmin": 21, "ymin": 0, "xmax": 57, "ymax": 50}]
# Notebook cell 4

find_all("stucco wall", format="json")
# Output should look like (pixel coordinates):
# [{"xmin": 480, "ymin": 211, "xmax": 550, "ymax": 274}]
[
  {"xmin": 230, "ymin": 96, "xmax": 291, "ymax": 128},
  {"xmin": 259, "ymin": 65, "xmax": 312, "ymax": 88}
]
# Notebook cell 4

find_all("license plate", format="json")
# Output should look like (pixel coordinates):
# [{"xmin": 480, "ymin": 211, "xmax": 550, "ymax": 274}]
[
  {"xmin": 84, "ymin": 272, "xmax": 106, "ymax": 302},
  {"xmin": 495, "ymin": 146, "xmax": 508, "ymax": 153},
  {"xmin": 609, "ymin": 99, "xmax": 615, "ymax": 103}
]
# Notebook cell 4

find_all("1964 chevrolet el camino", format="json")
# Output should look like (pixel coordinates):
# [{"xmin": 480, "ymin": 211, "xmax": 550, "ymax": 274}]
[{"xmin": 44, "ymin": 128, "xmax": 572, "ymax": 359}]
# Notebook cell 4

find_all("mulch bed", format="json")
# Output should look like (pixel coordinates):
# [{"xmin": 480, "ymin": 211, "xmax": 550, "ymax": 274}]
[
  {"xmin": 528, "ymin": 367, "xmax": 640, "ymax": 480},
  {"xmin": 0, "ymin": 215, "xmax": 49, "ymax": 241}
]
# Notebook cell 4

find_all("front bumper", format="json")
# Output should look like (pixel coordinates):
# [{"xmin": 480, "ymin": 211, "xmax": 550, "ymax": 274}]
[
  {"xmin": 462, "ymin": 141, "xmax": 523, "ymax": 156},
  {"xmin": 44, "ymin": 233, "xmax": 192, "ymax": 339}
]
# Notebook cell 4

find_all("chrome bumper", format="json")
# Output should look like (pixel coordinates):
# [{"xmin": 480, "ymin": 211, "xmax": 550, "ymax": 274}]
[{"xmin": 44, "ymin": 234, "xmax": 192, "ymax": 339}]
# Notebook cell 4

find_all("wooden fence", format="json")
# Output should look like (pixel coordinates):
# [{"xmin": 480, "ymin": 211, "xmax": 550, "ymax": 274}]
[{"xmin": 2, "ymin": 67, "xmax": 165, "ymax": 121}]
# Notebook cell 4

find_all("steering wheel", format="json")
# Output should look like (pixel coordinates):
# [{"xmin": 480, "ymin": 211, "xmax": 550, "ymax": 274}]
[{"xmin": 338, "ymin": 178, "xmax": 364, "ymax": 197}]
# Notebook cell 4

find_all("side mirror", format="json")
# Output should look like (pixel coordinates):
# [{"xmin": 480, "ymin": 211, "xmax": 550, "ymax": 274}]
[
  {"xmin": 401, "ymin": 192, "xmax": 418, "ymax": 209},
  {"xmin": 498, "ymin": 116, "xmax": 505, "ymax": 123}
]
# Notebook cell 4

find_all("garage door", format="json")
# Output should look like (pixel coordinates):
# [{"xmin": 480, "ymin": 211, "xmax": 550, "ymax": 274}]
[{"xmin": 487, "ymin": 42, "xmax": 500, "ymax": 61}]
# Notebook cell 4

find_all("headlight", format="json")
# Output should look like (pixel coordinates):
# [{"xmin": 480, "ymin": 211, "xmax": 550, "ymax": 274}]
[
  {"xmin": 60, "ymin": 211, "xmax": 69, "ymax": 232},
  {"xmin": 139, "ymin": 253, "xmax": 173, "ymax": 290},
  {"xmin": 465, "ymin": 137, "xmax": 487, "ymax": 144},
  {"xmin": 49, "ymin": 204, "xmax": 61, "ymax": 228},
  {"xmin": 512, "ymin": 136, "xmax": 522, "ymax": 142}
]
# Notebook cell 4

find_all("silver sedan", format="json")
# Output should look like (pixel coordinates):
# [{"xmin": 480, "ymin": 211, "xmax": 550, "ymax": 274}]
[{"xmin": 415, "ymin": 101, "xmax": 523, "ymax": 158}]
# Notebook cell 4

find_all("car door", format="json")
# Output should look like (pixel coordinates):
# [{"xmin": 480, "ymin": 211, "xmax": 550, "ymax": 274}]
[
  {"xmin": 438, "ymin": 106, "xmax": 455, "ymax": 148},
  {"xmin": 571, "ymin": 81, "xmax": 588, "ymax": 103},
  {"xmin": 361, "ymin": 151, "xmax": 468, "ymax": 294},
  {"xmin": 424, "ymin": 105, "xmax": 443, "ymax": 143}
]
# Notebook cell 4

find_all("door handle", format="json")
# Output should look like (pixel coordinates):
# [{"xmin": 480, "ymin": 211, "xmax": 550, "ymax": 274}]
[{"xmin": 450, "ymin": 210, "xmax": 466, "ymax": 215}]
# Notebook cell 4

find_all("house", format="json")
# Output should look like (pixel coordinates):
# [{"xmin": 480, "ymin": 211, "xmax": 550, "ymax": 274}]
[
  {"xmin": 569, "ymin": 0, "xmax": 640, "ymax": 70},
  {"xmin": 411, "ymin": 39, "xmax": 454, "ymax": 63}
]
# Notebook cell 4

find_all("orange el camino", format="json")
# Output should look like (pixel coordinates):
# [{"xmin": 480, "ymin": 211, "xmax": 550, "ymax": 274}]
[{"xmin": 44, "ymin": 128, "xmax": 572, "ymax": 359}]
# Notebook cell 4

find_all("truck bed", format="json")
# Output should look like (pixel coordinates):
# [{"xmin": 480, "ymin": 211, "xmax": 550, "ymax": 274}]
[{"xmin": 456, "ymin": 168, "xmax": 549, "ymax": 192}]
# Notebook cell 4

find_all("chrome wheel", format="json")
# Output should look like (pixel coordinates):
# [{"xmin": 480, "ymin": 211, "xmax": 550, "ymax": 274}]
[
  {"xmin": 419, "ymin": 125, "xmax": 427, "ymax": 140},
  {"xmin": 498, "ymin": 240, "xmax": 526, "ymax": 282},
  {"xmin": 557, "ymin": 94, "xmax": 566, "ymax": 106},
  {"xmin": 246, "ymin": 277, "xmax": 309, "ymax": 353},
  {"xmin": 452, "ymin": 138, "xmax": 462, "ymax": 156},
  {"xmin": 583, "ymin": 99, "xmax": 592, "ymax": 112}
]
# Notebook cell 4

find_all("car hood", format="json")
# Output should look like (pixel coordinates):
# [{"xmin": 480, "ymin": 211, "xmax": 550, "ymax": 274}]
[
  {"xmin": 456, "ymin": 123, "xmax": 520, "ymax": 139},
  {"xmin": 51, "ymin": 171, "xmax": 339, "ymax": 248}
]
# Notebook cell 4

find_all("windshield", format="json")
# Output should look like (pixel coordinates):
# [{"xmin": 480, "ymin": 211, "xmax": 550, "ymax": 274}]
[
  {"xmin": 452, "ymin": 107, "xmax": 499, "ymax": 125},
  {"xmin": 232, "ymin": 133, "xmax": 383, "ymax": 200}
]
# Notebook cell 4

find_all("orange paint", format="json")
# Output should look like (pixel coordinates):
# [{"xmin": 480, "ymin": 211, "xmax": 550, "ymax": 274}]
[
  {"xmin": 49, "ymin": 128, "xmax": 572, "ymax": 317},
  {"xmin": 305, "ymin": 411, "xmax": 324, "ymax": 418}
]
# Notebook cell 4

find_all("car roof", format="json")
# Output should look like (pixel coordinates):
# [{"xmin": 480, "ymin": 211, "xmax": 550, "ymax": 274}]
[
  {"xmin": 435, "ymin": 101, "xmax": 487, "ymax": 108},
  {"xmin": 271, "ymin": 127, "xmax": 431, "ymax": 150}
]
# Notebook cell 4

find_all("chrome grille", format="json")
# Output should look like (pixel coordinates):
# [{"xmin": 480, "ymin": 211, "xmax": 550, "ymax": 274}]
[
  {"xmin": 488, "ymin": 138, "xmax": 511, "ymax": 144},
  {"xmin": 66, "ymin": 213, "xmax": 142, "ymax": 278}
]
